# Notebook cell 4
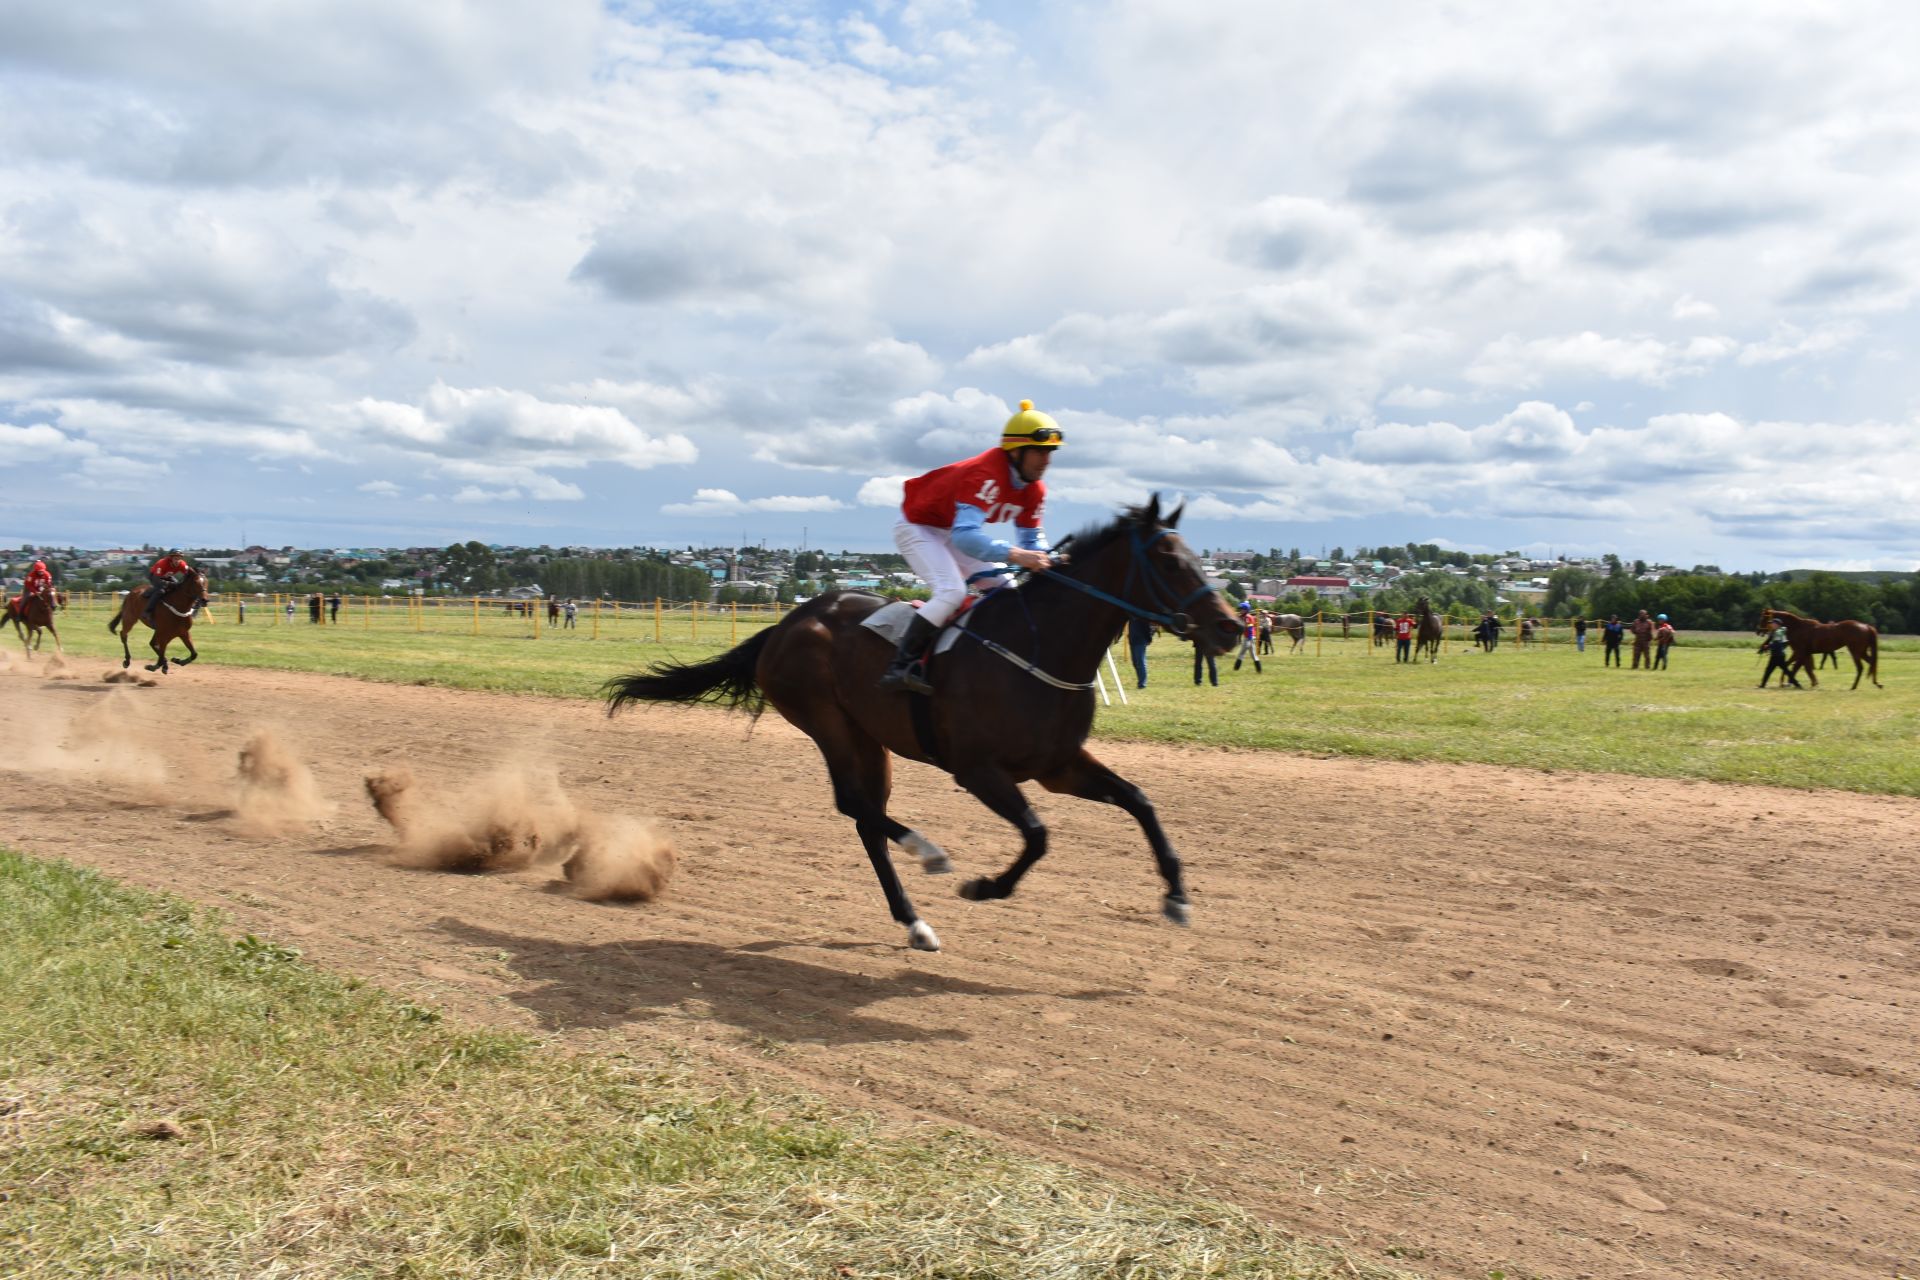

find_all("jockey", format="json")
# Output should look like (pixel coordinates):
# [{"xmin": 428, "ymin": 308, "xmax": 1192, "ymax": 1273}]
[
  {"xmin": 144, "ymin": 549, "xmax": 191, "ymax": 621},
  {"xmin": 16, "ymin": 557, "xmax": 52, "ymax": 612},
  {"xmin": 879, "ymin": 399, "xmax": 1062, "ymax": 693}
]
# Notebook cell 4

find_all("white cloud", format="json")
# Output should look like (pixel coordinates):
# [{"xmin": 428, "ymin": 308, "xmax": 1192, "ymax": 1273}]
[
  {"xmin": 660, "ymin": 488, "xmax": 848, "ymax": 517},
  {"xmin": 358, "ymin": 479, "xmax": 401, "ymax": 497}
]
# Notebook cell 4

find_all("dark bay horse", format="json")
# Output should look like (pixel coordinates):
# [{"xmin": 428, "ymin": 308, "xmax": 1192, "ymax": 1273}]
[
  {"xmin": 6, "ymin": 589, "xmax": 66, "ymax": 658},
  {"xmin": 1758, "ymin": 607, "xmax": 1880, "ymax": 690},
  {"xmin": 605, "ymin": 498, "xmax": 1240, "ymax": 952},
  {"xmin": 110, "ymin": 571, "xmax": 209, "ymax": 673},
  {"xmin": 1413, "ymin": 596, "xmax": 1444, "ymax": 662},
  {"xmin": 1371, "ymin": 613, "xmax": 1395, "ymax": 647}
]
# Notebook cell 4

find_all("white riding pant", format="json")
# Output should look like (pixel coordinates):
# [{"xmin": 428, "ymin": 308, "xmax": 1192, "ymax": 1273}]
[{"xmin": 892, "ymin": 521, "xmax": 999, "ymax": 628}]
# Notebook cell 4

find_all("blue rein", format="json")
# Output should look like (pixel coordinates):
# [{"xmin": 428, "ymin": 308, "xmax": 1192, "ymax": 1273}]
[{"xmin": 967, "ymin": 527, "xmax": 1217, "ymax": 636}]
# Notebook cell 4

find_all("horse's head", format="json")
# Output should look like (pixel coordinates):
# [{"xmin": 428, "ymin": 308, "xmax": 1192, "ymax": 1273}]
[
  {"xmin": 1053, "ymin": 494, "xmax": 1239, "ymax": 656},
  {"xmin": 1755, "ymin": 607, "xmax": 1778, "ymax": 635}
]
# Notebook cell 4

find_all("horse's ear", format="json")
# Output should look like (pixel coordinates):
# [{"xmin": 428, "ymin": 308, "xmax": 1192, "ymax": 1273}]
[
  {"xmin": 1166, "ymin": 501, "xmax": 1185, "ymax": 528},
  {"xmin": 1142, "ymin": 493, "xmax": 1162, "ymax": 525}
]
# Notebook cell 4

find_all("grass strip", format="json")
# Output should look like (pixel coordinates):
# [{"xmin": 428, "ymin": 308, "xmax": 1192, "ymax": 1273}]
[
  {"xmin": 33, "ymin": 602, "xmax": 1920, "ymax": 796},
  {"xmin": 0, "ymin": 848, "xmax": 1418, "ymax": 1280}
]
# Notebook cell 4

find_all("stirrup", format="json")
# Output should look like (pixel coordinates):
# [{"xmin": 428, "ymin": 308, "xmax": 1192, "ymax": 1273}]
[{"xmin": 880, "ymin": 659, "xmax": 932, "ymax": 695}]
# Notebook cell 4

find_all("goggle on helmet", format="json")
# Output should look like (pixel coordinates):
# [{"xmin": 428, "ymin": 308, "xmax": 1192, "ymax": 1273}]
[{"xmin": 1000, "ymin": 400, "xmax": 1064, "ymax": 451}]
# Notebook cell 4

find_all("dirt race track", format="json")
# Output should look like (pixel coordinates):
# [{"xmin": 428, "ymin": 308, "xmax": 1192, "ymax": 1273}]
[{"xmin": 3, "ymin": 660, "xmax": 1917, "ymax": 1280}]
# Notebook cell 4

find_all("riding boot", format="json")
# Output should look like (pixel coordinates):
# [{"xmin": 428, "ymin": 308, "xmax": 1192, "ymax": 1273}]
[{"xmin": 878, "ymin": 613, "xmax": 939, "ymax": 695}]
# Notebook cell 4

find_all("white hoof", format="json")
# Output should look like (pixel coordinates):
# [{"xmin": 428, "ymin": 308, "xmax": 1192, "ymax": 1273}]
[
  {"xmin": 907, "ymin": 920, "xmax": 942, "ymax": 952},
  {"xmin": 897, "ymin": 831, "xmax": 951, "ymax": 875},
  {"xmin": 1162, "ymin": 895, "xmax": 1191, "ymax": 926}
]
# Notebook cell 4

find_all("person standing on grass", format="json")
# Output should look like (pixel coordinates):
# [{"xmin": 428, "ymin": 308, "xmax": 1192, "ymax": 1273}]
[
  {"xmin": 1574, "ymin": 616, "xmax": 1587, "ymax": 653},
  {"xmin": 1758, "ymin": 618, "xmax": 1802, "ymax": 689},
  {"xmin": 237, "ymin": 599, "xmax": 246, "ymax": 625},
  {"xmin": 1602, "ymin": 615, "xmax": 1624, "ymax": 666},
  {"xmin": 1394, "ymin": 610, "xmax": 1414, "ymax": 663},
  {"xmin": 1232, "ymin": 600, "xmax": 1263, "ymax": 673},
  {"xmin": 1629, "ymin": 609, "xmax": 1655, "ymax": 668},
  {"xmin": 1193, "ymin": 640, "xmax": 1219, "ymax": 686},
  {"xmin": 564, "ymin": 599, "xmax": 577, "ymax": 629},
  {"xmin": 1127, "ymin": 615, "xmax": 1154, "ymax": 689},
  {"xmin": 1257, "ymin": 609, "xmax": 1274, "ymax": 656},
  {"xmin": 1652, "ymin": 614, "xmax": 1675, "ymax": 670}
]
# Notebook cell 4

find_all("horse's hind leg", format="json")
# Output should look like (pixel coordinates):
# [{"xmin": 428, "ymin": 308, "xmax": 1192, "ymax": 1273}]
[
  {"xmin": 813, "ymin": 727, "xmax": 938, "ymax": 951},
  {"xmin": 1040, "ymin": 748, "xmax": 1190, "ymax": 925}
]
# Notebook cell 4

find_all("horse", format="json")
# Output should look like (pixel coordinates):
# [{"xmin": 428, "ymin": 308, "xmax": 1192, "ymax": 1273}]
[
  {"xmin": 1272, "ymin": 613, "xmax": 1307, "ymax": 652},
  {"xmin": 1413, "ymin": 596, "xmax": 1444, "ymax": 662},
  {"xmin": 6, "ymin": 588, "xmax": 67, "ymax": 658},
  {"xmin": 1757, "ymin": 607, "xmax": 1880, "ymax": 690},
  {"xmin": 604, "ymin": 498, "xmax": 1240, "ymax": 952},
  {"xmin": 1371, "ymin": 613, "xmax": 1395, "ymax": 647},
  {"xmin": 1518, "ymin": 617, "xmax": 1537, "ymax": 647},
  {"xmin": 109, "ymin": 571, "xmax": 209, "ymax": 673}
]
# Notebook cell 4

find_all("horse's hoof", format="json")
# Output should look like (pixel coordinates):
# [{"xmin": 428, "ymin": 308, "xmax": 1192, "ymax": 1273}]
[
  {"xmin": 907, "ymin": 921, "xmax": 942, "ymax": 952},
  {"xmin": 956, "ymin": 877, "xmax": 1002, "ymax": 902},
  {"xmin": 897, "ymin": 831, "xmax": 951, "ymax": 875},
  {"xmin": 1163, "ymin": 895, "xmax": 1192, "ymax": 926}
]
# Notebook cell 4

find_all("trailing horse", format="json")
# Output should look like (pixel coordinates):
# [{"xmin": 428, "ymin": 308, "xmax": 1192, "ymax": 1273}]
[
  {"xmin": 1757, "ymin": 607, "xmax": 1880, "ymax": 690},
  {"xmin": 1413, "ymin": 596, "xmax": 1444, "ymax": 662},
  {"xmin": 1272, "ymin": 613, "xmax": 1307, "ymax": 652},
  {"xmin": 109, "ymin": 571, "xmax": 209, "ymax": 673},
  {"xmin": 5, "ymin": 589, "xmax": 66, "ymax": 659},
  {"xmin": 604, "ymin": 498, "xmax": 1240, "ymax": 952}
]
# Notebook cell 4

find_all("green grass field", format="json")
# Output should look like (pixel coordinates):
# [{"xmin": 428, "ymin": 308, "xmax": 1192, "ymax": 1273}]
[
  {"xmin": 28, "ymin": 599, "xmax": 1920, "ymax": 796},
  {"xmin": 0, "ymin": 847, "xmax": 1411, "ymax": 1280}
]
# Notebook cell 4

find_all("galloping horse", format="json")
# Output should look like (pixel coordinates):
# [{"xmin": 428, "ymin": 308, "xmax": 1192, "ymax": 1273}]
[
  {"xmin": 1757, "ymin": 607, "xmax": 1880, "ymax": 690},
  {"xmin": 109, "ymin": 571, "xmax": 208, "ymax": 673},
  {"xmin": 5, "ymin": 589, "xmax": 66, "ymax": 658},
  {"xmin": 1413, "ymin": 596, "xmax": 1444, "ymax": 662},
  {"xmin": 605, "ymin": 498, "xmax": 1240, "ymax": 952}
]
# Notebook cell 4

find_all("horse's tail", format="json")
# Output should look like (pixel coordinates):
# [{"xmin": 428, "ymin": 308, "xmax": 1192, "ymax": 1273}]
[{"xmin": 602, "ymin": 626, "xmax": 773, "ymax": 717}]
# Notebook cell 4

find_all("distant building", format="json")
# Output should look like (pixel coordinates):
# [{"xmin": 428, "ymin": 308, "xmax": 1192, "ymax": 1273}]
[{"xmin": 1284, "ymin": 575, "xmax": 1352, "ymax": 601}]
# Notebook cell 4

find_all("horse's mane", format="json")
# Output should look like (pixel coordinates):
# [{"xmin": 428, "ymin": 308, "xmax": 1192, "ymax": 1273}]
[{"xmin": 1029, "ymin": 503, "xmax": 1164, "ymax": 584}]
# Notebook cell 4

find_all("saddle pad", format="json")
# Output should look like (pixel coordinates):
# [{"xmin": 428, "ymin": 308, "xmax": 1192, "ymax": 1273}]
[{"xmin": 859, "ymin": 600, "xmax": 971, "ymax": 655}]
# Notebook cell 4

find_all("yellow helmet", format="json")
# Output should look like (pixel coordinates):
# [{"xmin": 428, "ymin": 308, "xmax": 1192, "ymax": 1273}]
[{"xmin": 1000, "ymin": 399, "xmax": 1064, "ymax": 451}]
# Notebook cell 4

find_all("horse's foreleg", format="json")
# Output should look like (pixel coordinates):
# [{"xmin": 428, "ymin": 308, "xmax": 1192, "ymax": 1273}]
[
  {"xmin": 953, "ymin": 767, "xmax": 1047, "ymax": 907},
  {"xmin": 883, "ymin": 818, "xmax": 951, "ymax": 875},
  {"xmin": 174, "ymin": 628, "xmax": 198, "ymax": 667},
  {"xmin": 1039, "ymin": 749, "xmax": 1189, "ymax": 925},
  {"xmin": 146, "ymin": 631, "xmax": 169, "ymax": 674}
]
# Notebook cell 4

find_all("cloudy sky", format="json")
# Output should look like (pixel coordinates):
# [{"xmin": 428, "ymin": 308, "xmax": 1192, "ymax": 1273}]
[{"xmin": 3, "ymin": 0, "xmax": 1917, "ymax": 569}]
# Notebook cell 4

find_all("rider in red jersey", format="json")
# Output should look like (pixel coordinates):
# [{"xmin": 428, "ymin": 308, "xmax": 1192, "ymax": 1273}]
[
  {"xmin": 143, "ymin": 549, "xmax": 191, "ymax": 622},
  {"xmin": 879, "ymin": 400, "xmax": 1062, "ymax": 693}
]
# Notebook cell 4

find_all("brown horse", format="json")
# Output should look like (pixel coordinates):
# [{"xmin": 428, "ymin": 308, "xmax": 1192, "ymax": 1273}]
[
  {"xmin": 110, "ymin": 571, "xmax": 209, "ymax": 673},
  {"xmin": 1757, "ymin": 607, "xmax": 1880, "ymax": 690},
  {"xmin": 1413, "ymin": 596, "xmax": 1444, "ymax": 662},
  {"xmin": 1272, "ymin": 612, "xmax": 1307, "ymax": 651},
  {"xmin": 6, "ymin": 588, "xmax": 67, "ymax": 658},
  {"xmin": 604, "ymin": 498, "xmax": 1240, "ymax": 952}
]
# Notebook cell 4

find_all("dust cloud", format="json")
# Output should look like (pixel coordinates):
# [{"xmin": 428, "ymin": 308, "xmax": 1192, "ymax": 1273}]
[
  {"xmin": 363, "ymin": 765, "xmax": 676, "ymax": 902},
  {"xmin": 233, "ymin": 730, "xmax": 329, "ymax": 834}
]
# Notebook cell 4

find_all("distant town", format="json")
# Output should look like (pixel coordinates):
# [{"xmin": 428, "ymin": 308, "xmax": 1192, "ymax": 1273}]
[{"xmin": 14, "ymin": 538, "xmax": 1902, "ymax": 626}]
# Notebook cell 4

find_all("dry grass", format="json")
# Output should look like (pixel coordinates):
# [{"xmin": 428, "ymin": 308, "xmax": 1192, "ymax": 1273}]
[{"xmin": 0, "ymin": 847, "xmax": 1420, "ymax": 1280}]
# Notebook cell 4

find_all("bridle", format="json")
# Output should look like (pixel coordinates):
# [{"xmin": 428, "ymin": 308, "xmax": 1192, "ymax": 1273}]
[{"xmin": 971, "ymin": 526, "xmax": 1219, "ymax": 637}]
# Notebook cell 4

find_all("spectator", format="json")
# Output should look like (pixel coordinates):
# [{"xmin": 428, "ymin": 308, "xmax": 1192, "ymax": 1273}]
[
  {"xmin": 327, "ymin": 593, "xmax": 341, "ymax": 624},
  {"xmin": 1602, "ymin": 615, "xmax": 1624, "ymax": 667},
  {"xmin": 564, "ymin": 599, "xmax": 578, "ymax": 629},
  {"xmin": 1192, "ymin": 641, "xmax": 1218, "ymax": 687},
  {"xmin": 308, "ymin": 593, "xmax": 322, "ymax": 624},
  {"xmin": 1257, "ymin": 609, "xmax": 1274, "ymax": 656},
  {"xmin": 1629, "ymin": 609, "xmax": 1655, "ymax": 669},
  {"xmin": 1757, "ymin": 618, "xmax": 1802, "ymax": 689},
  {"xmin": 236, "ymin": 599, "xmax": 246, "ymax": 625},
  {"xmin": 1652, "ymin": 614, "xmax": 1675, "ymax": 670},
  {"xmin": 1573, "ymin": 616, "xmax": 1587, "ymax": 653},
  {"xmin": 1127, "ymin": 616, "xmax": 1154, "ymax": 689},
  {"xmin": 1485, "ymin": 612, "xmax": 1501, "ymax": 651},
  {"xmin": 285, "ymin": 599, "xmax": 296, "ymax": 624},
  {"xmin": 1394, "ymin": 611, "xmax": 1414, "ymax": 663}
]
